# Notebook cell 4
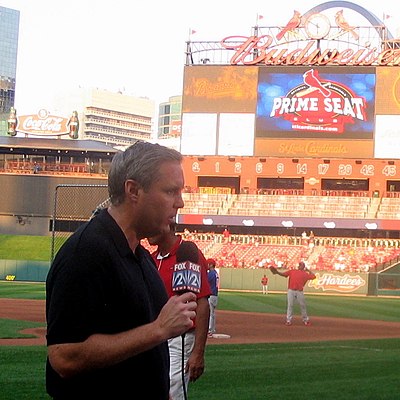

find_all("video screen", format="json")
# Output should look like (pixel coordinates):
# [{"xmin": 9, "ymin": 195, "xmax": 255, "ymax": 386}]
[{"xmin": 256, "ymin": 66, "xmax": 376, "ymax": 139}]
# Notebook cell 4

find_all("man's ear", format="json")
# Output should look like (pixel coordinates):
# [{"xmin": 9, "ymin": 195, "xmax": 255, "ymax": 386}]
[{"xmin": 125, "ymin": 179, "xmax": 141, "ymax": 202}]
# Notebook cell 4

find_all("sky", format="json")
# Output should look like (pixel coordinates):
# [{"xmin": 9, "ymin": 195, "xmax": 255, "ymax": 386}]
[{"xmin": 1, "ymin": 0, "xmax": 400, "ymax": 113}]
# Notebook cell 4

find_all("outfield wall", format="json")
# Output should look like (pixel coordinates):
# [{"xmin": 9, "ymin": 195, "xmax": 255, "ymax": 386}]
[
  {"xmin": 1, "ymin": 260, "xmax": 398, "ymax": 296},
  {"xmin": 0, "ymin": 260, "xmax": 50, "ymax": 282},
  {"xmin": 219, "ymin": 268, "xmax": 371, "ymax": 295},
  {"xmin": 2, "ymin": 261, "xmax": 396, "ymax": 297}
]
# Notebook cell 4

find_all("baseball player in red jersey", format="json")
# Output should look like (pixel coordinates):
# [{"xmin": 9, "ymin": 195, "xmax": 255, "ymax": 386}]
[
  {"xmin": 148, "ymin": 226, "xmax": 211, "ymax": 400},
  {"xmin": 261, "ymin": 274, "xmax": 269, "ymax": 295},
  {"xmin": 270, "ymin": 261, "xmax": 316, "ymax": 326}
]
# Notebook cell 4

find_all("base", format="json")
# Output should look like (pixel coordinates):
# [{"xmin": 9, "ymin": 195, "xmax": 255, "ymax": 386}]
[{"xmin": 211, "ymin": 333, "xmax": 231, "ymax": 339}]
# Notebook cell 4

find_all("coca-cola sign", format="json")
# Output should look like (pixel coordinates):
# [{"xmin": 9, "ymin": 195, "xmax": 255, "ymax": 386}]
[{"xmin": 17, "ymin": 109, "xmax": 70, "ymax": 136}]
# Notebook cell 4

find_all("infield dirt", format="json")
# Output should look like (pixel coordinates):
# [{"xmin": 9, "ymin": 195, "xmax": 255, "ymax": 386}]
[{"xmin": 1, "ymin": 299, "xmax": 400, "ymax": 346}]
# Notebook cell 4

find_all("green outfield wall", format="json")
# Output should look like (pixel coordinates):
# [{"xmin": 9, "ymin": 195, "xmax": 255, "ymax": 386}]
[
  {"xmin": 0, "ymin": 261, "xmax": 398, "ymax": 296},
  {"xmin": 219, "ymin": 268, "xmax": 369, "ymax": 295},
  {"xmin": 0, "ymin": 260, "xmax": 50, "ymax": 282}
]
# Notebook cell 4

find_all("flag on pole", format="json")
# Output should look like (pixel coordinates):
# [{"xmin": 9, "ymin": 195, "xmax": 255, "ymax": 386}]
[
  {"xmin": 256, "ymin": 13, "xmax": 264, "ymax": 26},
  {"xmin": 383, "ymin": 13, "xmax": 392, "ymax": 20},
  {"xmin": 188, "ymin": 28, "xmax": 197, "ymax": 41}
]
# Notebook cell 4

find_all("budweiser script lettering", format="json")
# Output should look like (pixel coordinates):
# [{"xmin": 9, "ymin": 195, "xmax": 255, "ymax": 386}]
[{"xmin": 221, "ymin": 36, "xmax": 400, "ymax": 66}]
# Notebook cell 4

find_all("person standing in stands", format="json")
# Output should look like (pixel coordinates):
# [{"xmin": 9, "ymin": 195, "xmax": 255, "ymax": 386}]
[
  {"xmin": 46, "ymin": 141, "xmax": 197, "ymax": 399},
  {"xmin": 270, "ymin": 261, "xmax": 316, "ymax": 326},
  {"xmin": 222, "ymin": 227, "xmax": 231, "ymax": 243},
  {"xmin": 207, "ymin": 258, "xmax": 219, "ymax": 337},
  {"xmin": 148, "ymin": 226, "xmax": 211, "ymax": 400}
]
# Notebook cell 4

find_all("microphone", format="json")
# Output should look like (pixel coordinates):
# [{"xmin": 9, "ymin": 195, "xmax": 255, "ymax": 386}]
[{"xmin": 172, "ymin": 241, "xmax": 201, "ymax": 294}]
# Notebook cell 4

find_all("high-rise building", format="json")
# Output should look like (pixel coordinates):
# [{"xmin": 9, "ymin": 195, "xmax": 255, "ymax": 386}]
[
  {"xmin": 157, "ymin": 95, "xmax": 182, "ymax": 139},
  {"xmin": 53, "ymin": 87, "xmax": 155, "ymax": 147},
  {"xmin": 0, "ymin": 6, "xmax": 19, "ymax": 136}
]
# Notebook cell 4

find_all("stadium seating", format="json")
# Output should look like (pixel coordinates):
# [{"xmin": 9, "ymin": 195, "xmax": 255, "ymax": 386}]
[
  {"xmin": 179, "ymin": 192, "xmax": 372, "ymax": 219},
  {"xmin": 142, "ymin": 234, "xmax": 400, "ymax": 273},
  {"xmin": 376, "ymin": 197, "xmax": 400, "ymax": 219}
]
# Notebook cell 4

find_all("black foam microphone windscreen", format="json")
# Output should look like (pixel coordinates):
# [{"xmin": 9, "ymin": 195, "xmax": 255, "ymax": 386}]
[{"xmin": 176, "ymin": 241, "xmax": 199, "ymax": 264}]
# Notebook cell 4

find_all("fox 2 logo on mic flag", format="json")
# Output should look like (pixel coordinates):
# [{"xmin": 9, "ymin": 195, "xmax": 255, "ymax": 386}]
[{"xmin": 172, "ymin": 261, "xmax": 201, "ymax": 294}]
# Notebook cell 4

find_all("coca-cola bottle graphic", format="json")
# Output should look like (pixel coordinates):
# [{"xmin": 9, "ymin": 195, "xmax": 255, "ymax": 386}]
[
  {"xmin": 68, "ymin": 110, "xmax": 79, "ymax": 139},
  {"xmin": 7, "ymin": 107, "xmax": 18, "ymax": 136}
]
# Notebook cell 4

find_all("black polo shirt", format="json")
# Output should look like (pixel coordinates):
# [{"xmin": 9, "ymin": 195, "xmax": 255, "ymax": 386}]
[{"xmin": 46, "ymin": 209, "xmax": 169, "ymax": 399}]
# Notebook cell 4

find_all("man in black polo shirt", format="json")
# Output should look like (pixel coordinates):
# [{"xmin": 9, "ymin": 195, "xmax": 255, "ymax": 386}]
[{"xmin": 46, "ymin": 141, "xmax": 197, "ymax": 399}]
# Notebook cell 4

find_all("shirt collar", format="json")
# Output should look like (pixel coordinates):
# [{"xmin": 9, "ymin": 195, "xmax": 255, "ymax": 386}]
[{"xmin": 156, "ymin": 235, "xmax": 182, "ymax": 259}]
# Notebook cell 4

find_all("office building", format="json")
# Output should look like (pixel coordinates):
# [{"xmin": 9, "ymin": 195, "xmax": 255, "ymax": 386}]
[
  {"xmin": 0, "ymin": 6, "xmax": 20, "ymax": 136},
  {"xmin": 53, "ymin": 87, "xmax": 155, "ymax": 148},
  {"xmin": 157, "ymin": 95, "xmax": 182, "ymax": 139}
]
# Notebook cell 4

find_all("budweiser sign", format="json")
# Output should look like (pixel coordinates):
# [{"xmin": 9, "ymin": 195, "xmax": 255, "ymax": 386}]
[
  {"xmin": 17, "ymin": 109, "xmax": 69, "ymax": 136},
  {"xmin": 221, "ymin": 36, "xmax": 400, "ymax": 67},
  {"xmin": 309, "ymin": 273, "xmax": 366, "ymax": 293}
]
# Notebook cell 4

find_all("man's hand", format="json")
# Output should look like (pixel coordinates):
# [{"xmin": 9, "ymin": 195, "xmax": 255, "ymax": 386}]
[
  {"xmin": 186, "ymin": 351, "xmax": 205, "ymax": 382},
  {"xmin": 157, "ymin": 292, "xmax": 197, "ymax": 339},
  {"xmin": 269, "ymin": 266, "xmax": 277, "ymax": 275}
]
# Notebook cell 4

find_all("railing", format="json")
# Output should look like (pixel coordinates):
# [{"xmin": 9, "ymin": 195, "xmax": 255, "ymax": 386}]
[{"xmin": 1, "ymin": 161, "xmax": 107, "ymax": 177}]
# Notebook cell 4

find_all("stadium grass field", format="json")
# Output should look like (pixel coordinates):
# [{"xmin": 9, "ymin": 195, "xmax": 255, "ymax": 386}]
[
  {"xmin": 0, "ymin": 283, "xmax": 399, "ymax": 399},
  {"xmin": 0, "ymin": 235, "xmax": 52, "ymax": 261},
  {"xmin": 1, "ymin": 339, "xmax": 399, "ymax": 400}
]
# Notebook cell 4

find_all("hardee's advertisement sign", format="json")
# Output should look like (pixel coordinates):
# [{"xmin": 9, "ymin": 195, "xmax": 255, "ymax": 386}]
[
  {"xmin": 17, "ymin": 109, "xmax": 70, "ymax": 136},
  {"xmin": 308, "ymin": 273, "xmax": 366, "ymax": 293}
]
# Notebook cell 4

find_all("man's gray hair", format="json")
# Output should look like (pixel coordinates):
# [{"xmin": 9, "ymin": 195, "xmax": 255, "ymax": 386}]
[{"xmin": 108, "ymin": 141, "xmax": 183, "ymax": 205}]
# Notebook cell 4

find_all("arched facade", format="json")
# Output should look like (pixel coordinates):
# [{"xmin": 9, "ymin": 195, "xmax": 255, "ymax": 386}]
[{"xmin": 304, "ymin": 1, "xmax": 393, "ymax": 39}]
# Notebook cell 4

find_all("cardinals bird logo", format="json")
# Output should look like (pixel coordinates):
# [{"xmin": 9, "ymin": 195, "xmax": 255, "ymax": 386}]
[
  {"xmin": 335, "ymin": 10, "xmax": 359, "ymax": 40},
  {"xmin": 276, "ymin": 10, "xmax": 302, "ymax": 41},
  {"xmin": 303, "ymin": 69, "xmax": 331, "ymax": 97}
]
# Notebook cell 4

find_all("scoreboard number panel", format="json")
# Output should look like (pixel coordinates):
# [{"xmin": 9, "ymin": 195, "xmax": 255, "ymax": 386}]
[
  {"xmin": 382, "ymin": 165, "xmax": 396, "ymax": 177},
  {"xmin": 317, "ymin": 164, "xmax": 330, "ymax": 175},
  {"xmin": 360, "ymin": 164, "xmax": 375, "ymax": 176}
]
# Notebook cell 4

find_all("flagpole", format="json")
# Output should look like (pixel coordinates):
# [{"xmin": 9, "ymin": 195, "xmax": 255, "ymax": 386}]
[
  {"xmin": 186, "ymin": 29, "xmax": 194, "ymax": 65},
  {"xmin": 188, "ymin": 28, "xmax": 197, "ymax": 41}
]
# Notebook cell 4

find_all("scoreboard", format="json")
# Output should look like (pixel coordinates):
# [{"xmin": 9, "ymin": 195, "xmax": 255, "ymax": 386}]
[
  {"xmin": 182, "ymin": 155, "xmax": 398, "ymax": 195},
  {"xmin": 181, "ymin": 65, "xmax": 400, "ymax": 160}
]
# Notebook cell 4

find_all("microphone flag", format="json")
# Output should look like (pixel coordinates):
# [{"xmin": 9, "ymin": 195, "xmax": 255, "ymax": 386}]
[
  {"xmin": 172, "ymin": 241, "xmax": 202, "ymax": 294},
  {"xmin": 172, "ymin": 261, "xmax": 201, "ymax": 294}
]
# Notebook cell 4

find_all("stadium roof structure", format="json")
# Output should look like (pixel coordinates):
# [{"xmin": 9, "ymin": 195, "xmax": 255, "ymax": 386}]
[{"xmin": 0, "ymin": 136, "xmax": 119, "ymax": 158}]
